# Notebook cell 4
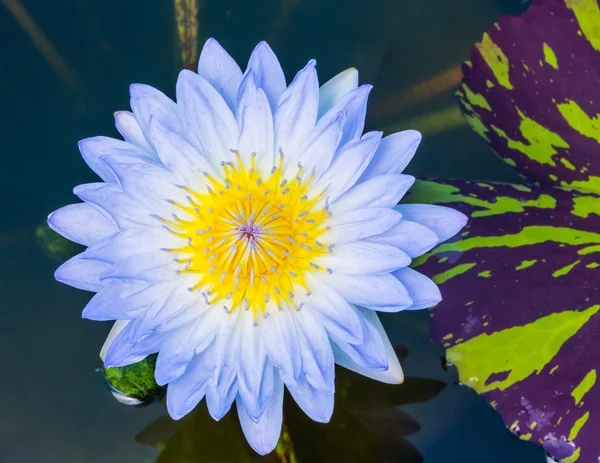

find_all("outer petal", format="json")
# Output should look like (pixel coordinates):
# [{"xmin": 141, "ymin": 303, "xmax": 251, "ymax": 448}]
[
  {"xmin": 166, "ymin": 348, "xmax": 214, "ymax": 420},
  {"xmin": 318, "ymin": 68, "xmax": 359, "ymax": 118},
  {"xmin": 321, "ymin": 272, "xmax": 413, "ymax": 311},
  {"xmin": 54, "ymin": 253, "xmax": 110, "ymax": 292},
  {"xmin": 320, "ymin": 208, "xmax": 401, "ymax": 244},
  {"xmin": 78, "ymin": 136, "xmax": 153, "ymax": 183},
  {"xmin": 332, "ymin": 173, "xmax": 415, "ymax": 214},
  {"xmin": 393, "ymin": 267, "xmax": 442, "ymax": 310},
  {"xmin": 313, "ymin": 131, "xmax": 382, "ymax": 204},
  {"xmin": 129, "ymin": 84, "xmax": 180, "ymax": 140},
  {"xmin": 394, "ymin": 204, "xmax": 467, "ymax": 242},
  {"xmin": 237, "ymin": 374, "xmax": 284, "ymax": 455},
  {"xmin": 198, "ymin": 38, "xmax": 243, "ymax": 112},
  {"xmin": 364, "ymin": 219, "xmax": 440, "ymax": 258},
  {"xmin": 246, "ymin": 41, "xmax": 286, "ymax": 112},
  {"xmin": 287, "ymin": 376, "xmax": 334, "ymax": 423},
  {"xmin": 99, "ymin": 320, "xmax": 129, "ymax": 361},
  {"xmin": 359, "ymin": 130, "xmax": 422, "ymax": 182},
  {"xmin": 274, "ymin": 60, "xmax": 318, "ymax": 164},
  {"xmin": 176, "ymin": 70, "xmax": 239, "ymax": 168},
  {"xmin": 318, "ymin": 84, "xmax": 372, "ymax": 148},
  {"xmin": 47, "ymin": 203, "xmax": 119, "ymax": 246},
  {"xmin": 303, "ymin": 273, "xmax": 364, "ymax": 344},
  {"xmin": 316, "ymin": 241, "xmax": 411, "ymax": 276},
  {"xmin": 100, "ymin": 251, "xmax": 179, "ymax": 283},
  {"xmin": 114, "ymin": 110, "xmax": 154, "ymax": 154},
  {"xmin": 332, "ymin": 307, "xmax": 403, "ymax": 384},
  {"xmin": 237, "ymin": 70, "xmax": 275, "ymax": 176}
]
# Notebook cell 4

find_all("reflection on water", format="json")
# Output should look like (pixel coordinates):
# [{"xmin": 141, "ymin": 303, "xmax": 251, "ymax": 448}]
[{"xmin": 1, "ymin": 0, "xmax": 548, "ymax": 461}]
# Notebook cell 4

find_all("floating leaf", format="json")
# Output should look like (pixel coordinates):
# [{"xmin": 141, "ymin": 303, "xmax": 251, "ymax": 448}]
[
  {"xmin": 407, "ymin": 177, "xmax": 600, "ymax": 462},
  {"xmin": 103, "ymin": 354, "xmax": 165, "ymax": 406},
  {"xmin": 457, "ymin": 0, "xmax": 600, "ymax": 194}
]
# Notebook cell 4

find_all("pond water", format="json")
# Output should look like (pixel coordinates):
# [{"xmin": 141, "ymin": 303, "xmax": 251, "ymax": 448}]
[{"xmin": 0, "ymin": 0, "xmax": 550, "ymax": 461}]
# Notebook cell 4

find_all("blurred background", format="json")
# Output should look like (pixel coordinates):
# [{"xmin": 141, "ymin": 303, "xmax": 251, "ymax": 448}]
[{"xmin": 0, "ymin": 0, "xmax": 547, "ymax": 461}]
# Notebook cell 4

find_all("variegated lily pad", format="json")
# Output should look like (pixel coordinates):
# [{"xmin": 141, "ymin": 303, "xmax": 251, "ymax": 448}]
[{"xmin": 407, "ymin": 0, "xmax": 600, "ymax": 460}]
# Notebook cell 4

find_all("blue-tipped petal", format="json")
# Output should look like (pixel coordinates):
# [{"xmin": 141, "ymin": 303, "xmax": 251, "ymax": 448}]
[
  {"xmin": 100, "ymin": 320, "xmax": 129, "ymax": 361},
  {"xmin": 247, "ymin": 41, "xmax": 286, "ymax": 112},
  {"xmin": 303, "ymin": 273, "xmax": 364, "ymax": 344},
  {"xmin": 176, "ymin": 70, "xmax": 239, "ymax": 168},
  {"xmin": 321, "ymin": 208, "xmax": 401, "ymax": 244},
  {"xmin": 100, "ymin": 251, "xmax": 178, "ymax": 283},
  {"xmin": 237, "ymin": 70, "xmax": 275, "ymax": 176},
  {"xmin": 129, "ymin": 83, "xmax": 180, "ymax": 139},
  {"xmin": 318, "ymin": 84, "xmax": 372, "ymax": 148},
  {"xmin": 316, "ymin": 241, "xmax": 411, "ymax": 276},
  {"xmin": 359, "ymin": 130, "xmax": 422, "ymax": 182},
  {"xmin": 237, "ymin": 375, "xmax": 284, "ymax": 455},
  {"xmin": 322, "ymin": 273, "xmax": 412, "ymax": 311},
  {"xmin": 274, "ymin": 59, "xmax": 318, "ymax": 163},
  {"xmin": 314, "ymin": 131, "xmax": 382, "ymax": 203},
  {"xmin": 287, "ymin": 376, "xmax": 334, "ymax": 423},
  {"xmin": 198, "ymin": 38, "xmax": 243, "ymax": 112},
  {"xmin": 395, "ymin": 204, "xmax": 468, "ymax": 242},
  {"xmin": 54, "ymin": 253, "xmax": 110, "ymax": 292},
  {"xmin": 113, "ymin": 110, "xmax": 154, "ymax": 155},
  {"xmin": 47, "ymin": 203, "xmax": 119, "ymax": 247},
  {"xmin": 333, "ymin": 173, "xmax": 415, "ymax": 214},
  {"xmin": 331, "ymin": 307, "xmax": 403, "ymax": 384},
  {"xmin": 363, "ymin": 219, "xmax": 440, "ymax": 258},
  {"xmin": 318, "ymin": 68, "xmax": 358, "ymax": 118},
  {"xmin": 82, "ymin": 279, "xmax": 159, "ymax": 321},
  {"xmin": 393, "ymin": 267, "xmax": 442, "ymax": 310}
]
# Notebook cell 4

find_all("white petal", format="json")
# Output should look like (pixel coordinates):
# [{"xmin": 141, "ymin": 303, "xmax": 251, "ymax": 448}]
[
  {"xmin": 99, "ymin": 320, "xmax": 130, "ymax": 361},
  {"xmin": 84, "ymin": 227, "xmax": 181, "ymax": 263},
  {"xmin": 287, "ymin": 376, "xmax": 334, "ymax": 423},
  {"xmin": 313, "ymin": 131, "xmax": 382, "ymax": 204},
  {"xmin": 54, "ymin": 253, "xmax": 110, "ymax": 292},
  {"xmin": 78, "ymin": 136, "xmax": 153, "ymax": 183},
  {"xmin": 318, "ymin": 68, "xmax": 358, "ymax": 118},
  {"xmin": 259, "ymin": 303, "xmax": 302, "ymax": 385},
  {"xmin": 246, "ymin": 41, "xmax": 286, "ymax": 112},
  {"xmin": 394, "ymin": 204, "xmax": 467, "ymax": 242},
  {"xmin": 316, "ymin": 241, "xmax": 410, "ymax": 276},
  {"xmin": 320, "ymin": 272, "xmax": 412, "ymax": 311},
  {"xmin": 176, "ymin": 70, "xmax": 239, "ymax": 168},
  {"xmin": 332, "ymin": 307, "xmax": 403, "ymax": 384},
  {"xmin": 129, "ymin": 83, "xmax": 180, "ymax": 139},
  {"xmin": 147, "ymin": 117, "xmax": 216, "ymax": 189},
  {"xmin": 291, "ymin": 111, "xmax": 345, "ymax": 181},
  {"xmin": 363, "ymin": 219, "xmax": 440, "ymax": 258},
  {"xmin": 318, "ymin": 85, "xmax": 371, "ymax": 147},
  {"xmin": 114, "ymin": 110, "xmax": 154, "ymax": 154},
  {"xmin": 198, "ymin": 38, "xmax": 243, "ymax": 112},
  {"xmin": 292, "ymin": 307, "xmax": 335, "ymax": 392},
  {"xmin": 274, "ymin": 60, "xmax": 318, "ymax": 163},
  {"xmin": 237, "ymin": 70, "xmax": 275, "ymax": 176},
  {"xmin": 47, "ymin": 203, "xmax": 119, "ymax": 246},
  {"xmin": 321, "ymin": 208, "xmax": 401, "ymax": 244},
  {"xmin": 303, "ymin": 273, "xmax": 364, "ymax": 344},
  {"xmin": 100, "ymin": 251, "xmax": 178, "ymax": 283},
  {"xmin": 74, "ymin": 183, "xmax": 154, "ymax": 228},
  {"xmin": 332, "ymin": 173, "xmax": 415, "ymax": 214},
  {"xmin": 166, "ymin": 348, "xmax": 214, "ymax": 419},
  {"xmin": 237, "ymin": 310, "xmax": 273, "ymax": 421},
  {"xmin": 237, "ymin": 375, "xmax": 284, "ymax": 455},
  {"xmin": 393, "ymin": 267, "xmax": 442, "ymax": 310},
  {"xmin": 359, "ymin": 130, "xmax": 422, "ymax": 181}
]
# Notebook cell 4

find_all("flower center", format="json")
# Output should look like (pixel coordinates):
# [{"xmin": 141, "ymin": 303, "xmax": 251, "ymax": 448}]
[{"xmin": 163, "ymin": 151, "xmax": 331, "ymax": 322}]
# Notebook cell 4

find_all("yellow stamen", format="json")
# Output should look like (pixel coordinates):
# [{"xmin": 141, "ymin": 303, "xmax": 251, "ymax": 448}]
[{"xmin": 163, "ymin": 153, "xmax": 330, "ymax": 323}]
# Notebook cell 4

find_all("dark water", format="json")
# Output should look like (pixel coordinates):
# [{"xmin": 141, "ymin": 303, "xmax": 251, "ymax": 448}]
[{"xmin": 0, "ymin": 0, "xmax": 548, "ymax": 461}]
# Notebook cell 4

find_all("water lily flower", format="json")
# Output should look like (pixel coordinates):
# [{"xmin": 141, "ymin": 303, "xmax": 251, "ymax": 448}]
[{"xmin": 48, "ymin": 39, "xmax": 466, "ymax": 454}]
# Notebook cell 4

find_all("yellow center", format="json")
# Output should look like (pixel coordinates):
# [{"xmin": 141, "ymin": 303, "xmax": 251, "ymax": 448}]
[{"xmin": 160, "ymin": 152, "xmax": 331, "ymax": 322}]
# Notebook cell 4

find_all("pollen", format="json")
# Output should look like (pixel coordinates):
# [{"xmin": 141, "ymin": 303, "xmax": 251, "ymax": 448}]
[{"xmin": 161, "ymin": 151, "xmax": 330, "ymax": 322}]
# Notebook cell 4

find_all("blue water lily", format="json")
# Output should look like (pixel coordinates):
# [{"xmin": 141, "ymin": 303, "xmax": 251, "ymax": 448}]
[{"xmin": 48, "ymin": 39, "xmax": 466, "ymax": 454}]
